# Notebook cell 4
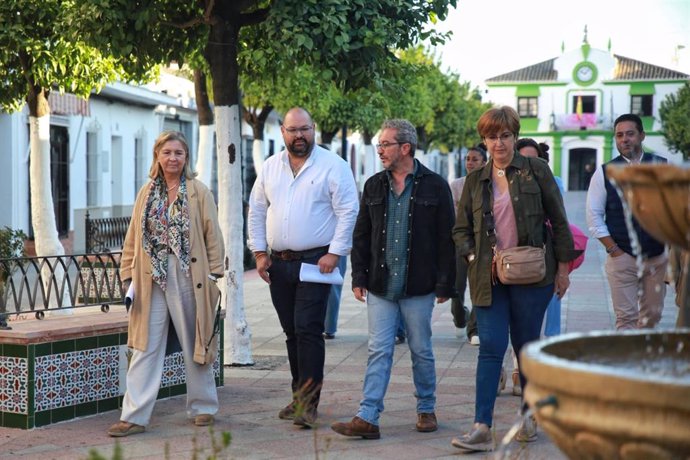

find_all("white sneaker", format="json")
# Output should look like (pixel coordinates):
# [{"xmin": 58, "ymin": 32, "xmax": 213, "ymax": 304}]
[
  {"xmin": 470, "ymin": 335, "xmax": 480, "ymax": 346},
  {"xmin": 451, "ymin": 424, "xmax": 494, "ymax": 452},
  {"xmin": 455, "ymin": 327, "xmax": 465, "ymax": 338}
]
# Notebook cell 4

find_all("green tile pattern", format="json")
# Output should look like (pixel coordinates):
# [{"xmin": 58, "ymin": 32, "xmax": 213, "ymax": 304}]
[{"xmin": 0, "ymin": 326, "xmax": 223, "ymax": 429}]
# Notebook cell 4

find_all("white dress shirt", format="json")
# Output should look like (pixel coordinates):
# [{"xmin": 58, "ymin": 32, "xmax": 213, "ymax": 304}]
[
  {"xmin": 247, "ymin": 145, "xmax": 359, "ymax": 256},
  {"xmin": 586, "ymin": 156, "xmax": 633, "ymax": 239}
]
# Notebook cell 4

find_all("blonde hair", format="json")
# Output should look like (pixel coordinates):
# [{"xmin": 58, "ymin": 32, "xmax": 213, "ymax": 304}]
[{"xmin": 148, "ymin": 131, "xmax": 197, "ymax": 180}]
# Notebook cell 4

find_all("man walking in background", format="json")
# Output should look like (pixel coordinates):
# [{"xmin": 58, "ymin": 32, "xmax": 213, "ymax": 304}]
[{"xmin": 586, "ymin": 113, "xmax": 668, "ymax": 330}]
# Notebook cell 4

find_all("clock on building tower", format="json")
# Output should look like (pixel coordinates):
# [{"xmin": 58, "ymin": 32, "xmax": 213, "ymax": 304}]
[{"xmin": 573, "ymin": 61, "xmax": 598, "ymax": 86}]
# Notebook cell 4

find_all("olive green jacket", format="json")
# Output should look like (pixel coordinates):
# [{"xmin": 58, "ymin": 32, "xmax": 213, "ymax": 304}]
[{"xmin": 453, "ymin": 154, "xmax": 579, "ymax": 306}]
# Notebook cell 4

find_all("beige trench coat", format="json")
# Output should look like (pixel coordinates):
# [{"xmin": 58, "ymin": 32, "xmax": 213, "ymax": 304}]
[{"xmin": 120, "ymin": 179, "xmax": 225, "ymax": 365}]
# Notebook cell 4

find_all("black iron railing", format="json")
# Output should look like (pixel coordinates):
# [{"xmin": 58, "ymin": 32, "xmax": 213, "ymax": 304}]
[
  {"xmin": 0, "ymin": 252, "xmax": 124, "ymax": 329},
  {"xmin": 85, "ymin": 212, "xmax": 130, "ymax": 253}
]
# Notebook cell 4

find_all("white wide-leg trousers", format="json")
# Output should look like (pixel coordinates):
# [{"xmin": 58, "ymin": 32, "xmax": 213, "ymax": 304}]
[{"xmin": 120, "ymin": 255, "xmax": 218, "ymax": 426}]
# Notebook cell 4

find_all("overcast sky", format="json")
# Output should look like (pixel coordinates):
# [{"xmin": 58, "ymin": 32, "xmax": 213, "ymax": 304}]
[{"xmin": 431, "ymin": 0, "xmax": 690, "ymax": 89}]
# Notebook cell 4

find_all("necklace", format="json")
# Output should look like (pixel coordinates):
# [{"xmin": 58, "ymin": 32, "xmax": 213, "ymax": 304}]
[
  {"xmin": 290, "ymin": 161, "xmax": 304, "ymax": 177},
  {"xmin": 493, "ymin": 165, "xmax": 505, "ymax": 177},
  {"xmin": 167, "ymin": 182, "xmax": 180, "ymax": 192}
]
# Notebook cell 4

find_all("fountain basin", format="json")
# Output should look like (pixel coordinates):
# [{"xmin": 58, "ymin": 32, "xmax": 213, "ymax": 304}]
[
  {"xmin": 606, "ymin": 163, "xmax": 690, "ymax": 250},
  {"xmin": 521, "ymin": 330, "xmax": 690, "ymax": 460}
]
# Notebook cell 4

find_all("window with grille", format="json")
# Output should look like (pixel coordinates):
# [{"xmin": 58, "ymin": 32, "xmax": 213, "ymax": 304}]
[
  {"xmin": 517, "ymin": 97, "xmax": 538, "ymax": 117},
  {"xmin": 631, "ymin": 95, "xmax": 653, "ymax": 117}
]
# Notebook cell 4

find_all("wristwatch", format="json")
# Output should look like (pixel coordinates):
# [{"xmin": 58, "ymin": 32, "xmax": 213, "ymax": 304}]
[{"xmin": 606, "ymin": 245, "xmax": 619, "ymax": 254}]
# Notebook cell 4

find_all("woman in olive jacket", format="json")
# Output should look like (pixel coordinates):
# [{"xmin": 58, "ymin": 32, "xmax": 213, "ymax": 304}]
[
  {"xmin": 450, "ymin": 107, "xmax": 579, "ymax": 452},
  {"xmin": 108, "ymin": 131, "xmax": 225, "ymax": 438}
]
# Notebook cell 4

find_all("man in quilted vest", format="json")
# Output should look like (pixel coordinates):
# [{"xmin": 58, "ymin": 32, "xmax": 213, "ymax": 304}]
[{"xmin": 586, "ymin": 113, "xmax": 668, "ymax": 330}]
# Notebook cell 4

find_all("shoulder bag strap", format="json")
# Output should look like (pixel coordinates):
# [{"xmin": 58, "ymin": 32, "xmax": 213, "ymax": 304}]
[{"xmin": 481, "ymin": 180, "xmax": 499, "ymax": 285}]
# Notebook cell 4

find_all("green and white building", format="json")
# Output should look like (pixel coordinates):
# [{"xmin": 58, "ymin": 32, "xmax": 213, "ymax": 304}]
[{"xmin": 484, "ymin": 37, "xmax": 689, "ymax": 190}]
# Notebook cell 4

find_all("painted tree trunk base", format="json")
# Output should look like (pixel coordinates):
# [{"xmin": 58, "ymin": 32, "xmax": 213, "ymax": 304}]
[
  {"xmin": 216, "ymin": 105, "xmax": 253, "ymax": 365},
  {"xmin": 252, "ymin": 139, "xmax": 265, "ymax": 177},
  {"xmin": 29, "ymin": 115, "xmax": 64, "ymax": 258},
  {"xmin": 195, "ymin": 124, "xmax": 215, "ymax": 187}
]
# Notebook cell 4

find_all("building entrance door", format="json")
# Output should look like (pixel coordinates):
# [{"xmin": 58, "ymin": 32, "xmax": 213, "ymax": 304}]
[
  {"xmin": 50, "ymin": 125, "xmax": 70, "ymax": 237},
  {"xmin": 568, "ymin": 148, "xmax": 596, "ymax": 191}
]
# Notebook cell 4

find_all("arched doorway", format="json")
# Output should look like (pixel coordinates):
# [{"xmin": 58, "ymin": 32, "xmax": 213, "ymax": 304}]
[{"xmin": 568, "ymin": 148, "xmax": 596, "ymax": 191}]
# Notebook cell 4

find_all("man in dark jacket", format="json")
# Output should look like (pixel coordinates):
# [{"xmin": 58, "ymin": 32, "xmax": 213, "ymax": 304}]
[
  {"xmin": 586, "ymin": 113, "xmax": 668, "ymax": 330},
  {"xmin": 331, "ymin": 119, "xmax": 456, "ymax": 439}
]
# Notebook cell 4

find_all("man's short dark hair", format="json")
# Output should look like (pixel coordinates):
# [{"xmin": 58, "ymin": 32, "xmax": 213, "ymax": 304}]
[{"xmin": 614, "ymin": 113, "xmax": 644, "ymax": 133}]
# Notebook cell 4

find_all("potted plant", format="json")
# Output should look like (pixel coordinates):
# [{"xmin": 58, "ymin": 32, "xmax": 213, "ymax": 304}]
[{"xmin": 0, "ymin": 226, "xmax": 27, "ymax": 328}]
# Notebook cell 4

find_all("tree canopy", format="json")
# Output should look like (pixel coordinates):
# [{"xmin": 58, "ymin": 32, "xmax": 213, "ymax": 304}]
[
  {"xmin": 659, "ymin": 82, "xmax": 690, "ymax": 160},
  {"xmin": 0, "ymin": 0, "xmax": 122, "ymax": 115}
]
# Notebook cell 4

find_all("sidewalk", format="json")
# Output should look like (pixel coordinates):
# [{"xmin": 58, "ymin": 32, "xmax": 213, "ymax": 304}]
[{"xmin": 0, "ymin": 192, "xmax": 679, "ymax": 459}]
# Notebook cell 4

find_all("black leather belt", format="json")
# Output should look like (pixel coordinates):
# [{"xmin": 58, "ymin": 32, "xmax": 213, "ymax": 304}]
[{"xmin": 270, "ymin": 246, "xmax": 329, "ymax": 261}]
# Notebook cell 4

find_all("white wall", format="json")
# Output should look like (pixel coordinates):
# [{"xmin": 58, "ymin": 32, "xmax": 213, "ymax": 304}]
[{"xmin": 0, "ymin": 84, "xmax": 197, "ymax": 244}]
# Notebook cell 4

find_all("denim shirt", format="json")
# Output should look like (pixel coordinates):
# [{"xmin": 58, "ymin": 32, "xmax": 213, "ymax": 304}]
[{"xmin": 453, "ymin": 154, "xmax": 579, "ymax": 306}]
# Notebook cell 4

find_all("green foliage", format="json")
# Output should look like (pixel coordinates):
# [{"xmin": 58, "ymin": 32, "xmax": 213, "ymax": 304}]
[
  {"xmin": 389, "ymin": 46, "xmax": 491, "ymax": 152},
  {"xmin": 84, "ymin": 428, "xmax": 232, "ymax": 459},
  {"xmin": 245, "ymin": 0, "xmax": 457, "ymax": 91},
  {"xmin": 0, "ymin": 227, "xmax": 27, "ymax": 260},
  {"xmin": 0, "ymin": 1, "xmax": 123, "ymax": 113},
  {"xmin": 64, "ymin": 0, "xmax": 205, "ymax": 82},
  {"xmin": 659, "ymin": 82, "xmax": 690, "ymax": 160},
  {"xmin": 87, "ymin": 441, "xmax": 123, "ymax": 460}
]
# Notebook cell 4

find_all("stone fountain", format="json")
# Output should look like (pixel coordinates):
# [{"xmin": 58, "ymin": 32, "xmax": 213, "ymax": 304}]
[{"xmin": 521, "ymin": 163, "xmax": 690, "ymax": 459}]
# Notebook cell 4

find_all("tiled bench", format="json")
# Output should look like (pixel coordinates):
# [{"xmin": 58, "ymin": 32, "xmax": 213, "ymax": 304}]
[{"xmin": 0, "ymin": 310, "xmax": 223, "ymax": 429}]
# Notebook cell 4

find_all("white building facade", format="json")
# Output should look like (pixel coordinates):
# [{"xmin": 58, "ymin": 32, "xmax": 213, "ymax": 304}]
[{"xmin": 484, "ymin": 39, "xmax": 689, "ymax": 190}]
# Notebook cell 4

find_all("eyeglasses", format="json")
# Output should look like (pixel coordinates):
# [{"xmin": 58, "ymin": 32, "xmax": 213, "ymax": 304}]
[
  {"xmin": 375, "ymin": 142, "xmax": 404, "ymax": 150},
  {"xmin": 283, "ymin": 126, "xmax": 313, "ymax": 135},
  {"xmin": 484, "ymin": 132, "xmax": 514, "ymax": 145}
]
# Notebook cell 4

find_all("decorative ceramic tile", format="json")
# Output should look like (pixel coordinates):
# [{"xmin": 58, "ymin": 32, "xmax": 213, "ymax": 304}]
[
  {"xmin": 0, "ymin": 356, "xmax": 28, "ymax": 414},
  {"xmin": 34, "ymin": 346, "xmax": 120, "ymax": 411},
  {"xmin": 161, "ymin": 351, "xmax": 186, "ymax": 387}
]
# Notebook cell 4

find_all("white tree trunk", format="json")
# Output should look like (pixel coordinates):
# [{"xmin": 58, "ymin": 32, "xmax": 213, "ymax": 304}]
[
  {"xmin": 360, "ymin": 143, "xmax": 378, "ymax": 192},
  {"xmin": 447, "ymin": 151, "xmax": 459, "ymax": 182},
  {"xmin": 251, "ymin": 138, "xmax": 265, "ymax": 177},
  {"xmin": 216, "ymin": 105, "xmax": 253, "ymax": 365},
  {"xmin": 195, "ymin": 124, "xmax": 215, "ymax": 187},
  {"xmin": 29, "ymin": 115, "xmax": 68, "ymax": 316},
  {"xmin": 29, "ymin": 115, "xmax": 64, "ymax": 257}
]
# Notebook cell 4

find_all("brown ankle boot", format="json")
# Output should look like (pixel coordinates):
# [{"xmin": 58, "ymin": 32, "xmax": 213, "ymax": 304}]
[{"xmin": 331, "ymin": 416, "xmax": 381, "ymax": 439}]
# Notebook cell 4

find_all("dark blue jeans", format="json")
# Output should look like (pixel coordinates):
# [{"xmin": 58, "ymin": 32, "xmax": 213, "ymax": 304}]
[
  {"xmin": 474, "ymin": 282, "xmax": 553, "ymax": 426},
  {"xmin": 268, "ymin": 253, "xmax": 331, "ymax": 408}
]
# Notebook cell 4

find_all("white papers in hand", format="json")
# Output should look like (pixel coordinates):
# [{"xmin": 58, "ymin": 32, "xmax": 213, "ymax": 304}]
[
  {"xmin": 299, "ymin": 263, "xmax": 344, "ymax": 285},
  {"xmin": 125, "ymin": 282, "xmax": 135, "ymax": 307}
]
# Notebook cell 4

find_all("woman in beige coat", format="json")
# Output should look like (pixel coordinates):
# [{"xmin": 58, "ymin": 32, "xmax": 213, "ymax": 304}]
[{"xmin": 108, "ymin": 131, "xmax": 225, "ymax": 437}]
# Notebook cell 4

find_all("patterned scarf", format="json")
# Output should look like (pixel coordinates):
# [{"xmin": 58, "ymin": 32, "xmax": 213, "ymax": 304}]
[{"xmin": 142, "ymin": 175, "xmax": 191, "ymax": 290}]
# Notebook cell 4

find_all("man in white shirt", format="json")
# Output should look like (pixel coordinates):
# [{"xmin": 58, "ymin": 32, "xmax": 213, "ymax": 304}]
[
  {"xmin": 247, "ymin": 107, "xmax": 359, "ymax": 428},
  {"xmin": 585, "ymin": 113, "xmax": 667, "ymax": 330}
]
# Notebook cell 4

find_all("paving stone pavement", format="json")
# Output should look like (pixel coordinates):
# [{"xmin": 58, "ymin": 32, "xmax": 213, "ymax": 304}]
[{"xmin": 0, "ymin": 191, "xmax": 680, "ymax": 459}]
